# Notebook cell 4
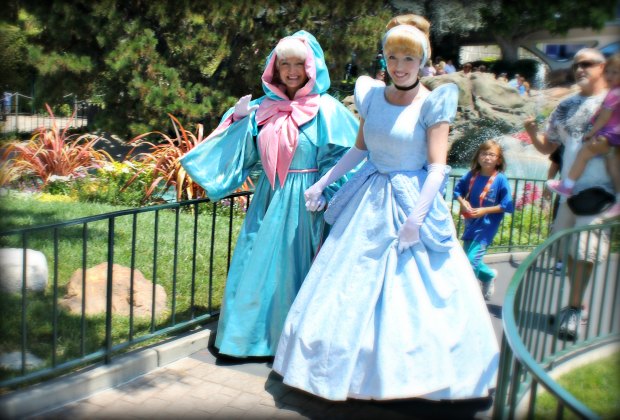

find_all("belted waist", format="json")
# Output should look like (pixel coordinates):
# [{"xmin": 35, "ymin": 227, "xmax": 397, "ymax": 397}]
[{"xmin": 288, "ymin": 168, "xmax": 319, "ymax": 173}]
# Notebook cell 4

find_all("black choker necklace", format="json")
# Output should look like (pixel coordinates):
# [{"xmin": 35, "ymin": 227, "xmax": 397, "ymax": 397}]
[{"xmin": 394, "ymin": 78, "xmax": 420, "ymax": 91}]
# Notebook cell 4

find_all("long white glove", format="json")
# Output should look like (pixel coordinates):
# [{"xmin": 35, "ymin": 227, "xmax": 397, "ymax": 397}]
[
  {"xmin": 232, "ymin": 94, "xmax": 259, "ymax": 121},
  {"xmin": 304, "ymin": 145, "xmax": 368, "ymax": 211},
  {"xmin": 398, "ymin": 163, "xmax": 447, "ymax": 253}
]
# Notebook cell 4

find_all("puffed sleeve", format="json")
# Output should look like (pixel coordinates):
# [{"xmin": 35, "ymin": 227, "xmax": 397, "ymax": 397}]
[
  {"xmin": 180, "ymin": 113, "xmax": 260, "ymax": 201},
  {"xmin": 420, "ymin": 83, "xmax": 458, "ymax": 129},
  {"xmin": 354, "ymin": 76, "xmax": 384, "ymax": 120}
]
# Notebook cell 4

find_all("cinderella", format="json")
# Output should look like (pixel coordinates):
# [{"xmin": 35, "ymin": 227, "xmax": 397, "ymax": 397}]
[{"xmin": 274, "ymin": 15, "xmax": 499, "ymax": 400}]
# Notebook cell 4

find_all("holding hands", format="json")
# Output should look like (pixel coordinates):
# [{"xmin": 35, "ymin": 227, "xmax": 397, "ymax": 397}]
[
  {"xmin": 304, "ymin": 183, "xmax": 326, "ymax": 212},
  {"xmin": 233, "ymin": 94, "xmax": 259, "ymax": 121}
]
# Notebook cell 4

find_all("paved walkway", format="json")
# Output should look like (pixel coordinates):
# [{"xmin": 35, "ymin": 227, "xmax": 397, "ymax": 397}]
[{"xmin": 5, "ymin": 254, "xmax": 526, "ymax": 420}]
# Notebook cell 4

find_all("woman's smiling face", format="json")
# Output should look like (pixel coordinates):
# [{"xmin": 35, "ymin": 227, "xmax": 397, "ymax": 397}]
[
  {"xmin": 386, "ymin": 51, "xmax": 421, "ymax": 88},
  {"xmin": 277, "ymin": 56, "xmax": 308, "ymax": 98}
]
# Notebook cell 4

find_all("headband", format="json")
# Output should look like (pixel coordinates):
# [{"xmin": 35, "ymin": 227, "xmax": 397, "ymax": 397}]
[{"xmin": 382, "ymin": 25, "xmax": 429, "ymax": 67}]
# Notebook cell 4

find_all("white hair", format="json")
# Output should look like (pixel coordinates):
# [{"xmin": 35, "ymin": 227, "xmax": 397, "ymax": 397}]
[
  {"xmin": 574, "ymin": 48, "xmax": 605, "ymax": 63},
  {"xmin": 274, "ymin": 37, "xmax": 307, "ymax": 66}
]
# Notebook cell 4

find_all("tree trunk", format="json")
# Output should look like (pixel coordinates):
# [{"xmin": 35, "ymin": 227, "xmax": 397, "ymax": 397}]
[{"xmin": 494, "ymin": 34, "xmax": 520, "ymax": 62}]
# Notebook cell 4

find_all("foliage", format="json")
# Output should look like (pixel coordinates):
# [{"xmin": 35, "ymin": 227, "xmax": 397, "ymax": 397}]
[
  {"xmin": 125, "ymin": 114, "xmax": 210, "ymax": 203},
  {"xmin": 0, "ymin": 22, "xmax": 33, "ymax": 92},
  {"xmin": 41, "ymin": 160, "xmax": 154, "ymax": 207},
  {"xmin": 479, "ymin": 0, "xmax": 618, "ymax": 61},
  {"xmin": 0, "ymin": 104, "xmax": 112, "ymax": 188},
  {"xmin": 515, "ymin": 182, "xmax": 543, "ymax": 210},
  {"xmin": 0, "ymin": 193, "xmax": 245, "ymax": 383}
]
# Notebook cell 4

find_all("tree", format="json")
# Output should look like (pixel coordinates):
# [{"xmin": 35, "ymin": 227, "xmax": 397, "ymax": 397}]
[
  {"xmin": 6, "ymin": 0, "xmax": 394, "ymax": 138},
  {"xmin": 479, "ymin": 0, "xmax": 618, "ymax": 62}
]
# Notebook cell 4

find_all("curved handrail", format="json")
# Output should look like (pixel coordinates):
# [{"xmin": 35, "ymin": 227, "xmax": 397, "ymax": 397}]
[{"xmin": 496, "ymin": 218, "xmax": 620, "ymax": 419}]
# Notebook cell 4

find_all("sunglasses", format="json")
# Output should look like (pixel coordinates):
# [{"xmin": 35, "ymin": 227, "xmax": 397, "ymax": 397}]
[{"xmin": 572, "ymin": 60, "xmax": 603, "ymax": 71}]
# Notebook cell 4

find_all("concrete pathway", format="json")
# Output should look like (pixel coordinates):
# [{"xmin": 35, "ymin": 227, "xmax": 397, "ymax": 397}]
[{"xmin": 2, "ymin": 253, "xmax": 526, "ymax": 420}]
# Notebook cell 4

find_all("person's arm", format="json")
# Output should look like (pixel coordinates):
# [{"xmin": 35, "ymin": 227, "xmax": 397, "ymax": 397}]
[
  {"xmin": 304, "ymin": 119, "xmax": 368, "ymax": 211},
  {"xmin": 467, "ymin": 205, "xmax": 503, "ymax": 218},
  {"xmin": 524, "ymin": 116, "xmax": 558, "ymax": 155},
  {"xmin": 397, "ymin": 122, "xmax": 449, "ymax": 252}
]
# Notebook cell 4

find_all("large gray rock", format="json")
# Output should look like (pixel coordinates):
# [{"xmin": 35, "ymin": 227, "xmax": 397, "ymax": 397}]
[
  {"xmin": 0, "ymin": 248, "xmax": 49, "ymax": 293},
  {"xmin": 0, "ymin": 351, "xmax": 45, "ymax": 370},
  {"xmin": 59, "ymin": 262, "xmax": 168, "ymax": 318}
]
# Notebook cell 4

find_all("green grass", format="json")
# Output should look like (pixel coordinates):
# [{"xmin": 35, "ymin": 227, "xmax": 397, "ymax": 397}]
[
  {"xmin": 534, "ymin": 352, "xmax": 620, "ymax": 419},
  {"xmin": 0, "ymin": 192, "xmax": 246, "ymax": 384}
]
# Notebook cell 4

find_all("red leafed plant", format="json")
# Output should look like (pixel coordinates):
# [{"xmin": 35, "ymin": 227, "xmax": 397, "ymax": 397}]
[
  {"xmin": 1, "ymin": 104, "xmax": 111, "ymax": 187},
  {"xmin": 515, "ymin": 182, "xmax": 543, "ymax": 210},
  {"xmin": 126, "ymin": 114, "xmax": 253, "ymax": 204}
]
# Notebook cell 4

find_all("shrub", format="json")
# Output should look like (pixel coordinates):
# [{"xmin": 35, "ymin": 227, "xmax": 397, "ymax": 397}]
[
  {"xmin": 1, "ymin": 104, "xmax": 112, "ymax": 188},
  {"xmin": 126, "ymin": 114, "xmax": 253, "ymax": 204}
]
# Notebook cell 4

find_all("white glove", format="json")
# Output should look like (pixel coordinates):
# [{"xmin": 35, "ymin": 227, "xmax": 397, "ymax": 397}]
[
  {"xmin": 232, "ymin": 94, "xmax": 259, "ymax": 121},
  {"xmin": 304, "ymin": 145, "xmax": 368, "ymax": 212},
  {"xmin": 398, "ymin": 163, "xmax": 447, "ymax": 253}
]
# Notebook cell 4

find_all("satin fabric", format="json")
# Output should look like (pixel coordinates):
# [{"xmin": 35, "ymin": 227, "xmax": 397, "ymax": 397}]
[
  {"xmin": 255, "ymin": 94, "xmax": 321, "ymax": 188},
  {"xmin": 273, "ymin": 77, "xmax": 499, "ymax": 400},
  {"xmin": 180, "ymin": 31, "xmax": 359, "ymax": 357}
]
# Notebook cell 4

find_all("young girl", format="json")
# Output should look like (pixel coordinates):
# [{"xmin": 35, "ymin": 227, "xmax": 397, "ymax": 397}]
[
  {"xmin": 454, "ymin": 140, "xmax": 514, "ymax": 300},
  {"xmin": 546, "ymin": 53, "xmax": 620, "ymax": 219}
]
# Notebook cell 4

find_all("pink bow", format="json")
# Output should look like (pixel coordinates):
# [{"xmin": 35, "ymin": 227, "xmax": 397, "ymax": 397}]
[{"xmin": 255, "ymin": 94, "xmax": 320, "ymax": 188}]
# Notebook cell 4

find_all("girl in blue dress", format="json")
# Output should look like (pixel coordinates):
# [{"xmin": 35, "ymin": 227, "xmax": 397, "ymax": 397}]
[
  {"xmin": 274, "ymin": 16, "xmax": 499, "ymax": 401},
  {"xmin": 181, "ymin": 31, "xmax": 359, "ymax": 357},
  {"xmin": 454, "ymin": 140, "xmax": 514, "ymax": 300}
]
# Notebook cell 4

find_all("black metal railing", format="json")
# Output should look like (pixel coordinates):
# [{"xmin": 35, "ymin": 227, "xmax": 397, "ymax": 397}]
[
  {"xmin": 0, "ymin": 192, "xmax": 251, "ymax": 389},
  {"xmin": 0, "ymin": 174, "xmax": 553, "ymax": 389},
  {"xmin": 446, "ymin": 175, "xmax": 554, "ymax": 253},
  {"xmin": 493, "ymin": 219, "xmax": 620, "ymax": 419}
]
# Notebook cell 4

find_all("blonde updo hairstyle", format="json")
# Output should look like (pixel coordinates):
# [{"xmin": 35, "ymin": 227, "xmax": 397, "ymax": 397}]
[
  {"xmin": 274, "ymin": 37, "xmax": 307, "ymax": 69},
  {"xmin": 383, "ymin": 14, "xmax": 431, "ymax": 64}
]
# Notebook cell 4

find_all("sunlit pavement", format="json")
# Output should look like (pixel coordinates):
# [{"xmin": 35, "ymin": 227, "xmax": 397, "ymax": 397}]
[{"xmin": 7, "ymin": 253, "xmax": 526, "ymax": 420}]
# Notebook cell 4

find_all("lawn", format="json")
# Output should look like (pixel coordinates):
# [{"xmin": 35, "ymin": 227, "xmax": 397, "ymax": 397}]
[
  {"xmin": 0, "ymin": 192, "xmax": 247, "ymax": 383},
  {"xmin": 535, "ymin": 351, "xmax": 620, "ymax": 419}
]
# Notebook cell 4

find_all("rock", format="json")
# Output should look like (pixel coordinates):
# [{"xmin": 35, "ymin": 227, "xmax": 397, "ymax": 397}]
[
  {"xmin": 0, "ymin": 351, "xmax": 45, "ymax": 370},
  {"xmin": 59, "ymin": 262, "xmax": 167, "ymax": 318},
  {"xmin": 0, "ymin": 248, "xmax": 49, "ymax": 293}
]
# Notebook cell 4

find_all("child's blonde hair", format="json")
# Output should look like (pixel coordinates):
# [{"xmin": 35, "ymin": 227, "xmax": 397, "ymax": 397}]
[{"xmin": 470, "ymin": 140, "xmax": 506, "ymax": 173}]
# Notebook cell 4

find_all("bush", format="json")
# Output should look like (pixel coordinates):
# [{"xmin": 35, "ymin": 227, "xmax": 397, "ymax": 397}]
[{"xmin": 1, "ymin": 104, "xmax": 112, "ymax": 188}]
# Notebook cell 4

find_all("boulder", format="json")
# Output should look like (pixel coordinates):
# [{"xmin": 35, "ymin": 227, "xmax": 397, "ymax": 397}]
[
  {"xmin": 0, "ymin": 351, "xmax": 45, "ymax": 371},
  {"xmin": 59, "ymin": 262, "xmax": 167, "ymax": 318},
  {"xmin": 0, "ymin": 248, "xmax": 48, "ymax": 293}
]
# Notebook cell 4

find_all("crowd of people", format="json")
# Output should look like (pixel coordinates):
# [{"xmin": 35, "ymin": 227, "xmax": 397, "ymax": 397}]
[{"xmin": 180, "ymin": 12, "xmax": 618, "ymax": 403}]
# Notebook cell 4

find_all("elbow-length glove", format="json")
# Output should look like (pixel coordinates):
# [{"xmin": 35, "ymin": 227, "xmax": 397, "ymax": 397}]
[
  {"xmin": 397, "ymin": 163, "xmax": 447, "ymax": 253},
  {"xmin": 304, "ymin": 146, "xmax": 368, "ymax": 211}
]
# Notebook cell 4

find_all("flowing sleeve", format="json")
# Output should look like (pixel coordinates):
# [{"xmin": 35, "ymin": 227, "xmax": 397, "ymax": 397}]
[
  {"xmin": 180, "ymin": 111, "xmax": 260, "ymax": 201},
  {"xmin": 312, "ymin": 94, "xmax": 360, "ymax": 201},
  {"xmin": 420, "ymin": 82, "xmax": 459, "ymax": 129}
]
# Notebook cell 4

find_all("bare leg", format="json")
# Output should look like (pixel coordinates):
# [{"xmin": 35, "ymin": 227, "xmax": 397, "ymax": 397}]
[
  {"xmin": 566, "ymin": 255, "xmax": 592, "ymax": 308},
  {"xmin": 567, "ymin": 136, "xmax": 611, "ymax": 182}
]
